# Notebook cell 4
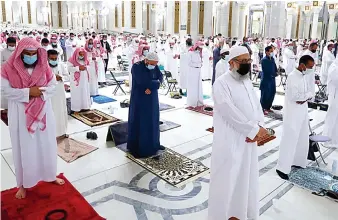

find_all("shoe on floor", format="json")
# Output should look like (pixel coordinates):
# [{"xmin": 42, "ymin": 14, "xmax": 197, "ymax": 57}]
[{"xmin": 276, "ymin": 169, "xmax": 289, "ymax": 180}]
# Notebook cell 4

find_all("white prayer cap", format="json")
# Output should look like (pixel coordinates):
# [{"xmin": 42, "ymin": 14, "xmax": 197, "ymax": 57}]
[
  {"xmin": 220, "ymin": 48, "xmax": 229, "ymax": 54},
  {"xmin": 228, "ymin": 46, "xmax": 249, "ymax": 61},
  {"xmin": 327, "ymin": 42, "xmax": 334, "ymax": 46},
  {"xmin": 146, "ymin": 52, "xmax": 159, "ymax": 61}
]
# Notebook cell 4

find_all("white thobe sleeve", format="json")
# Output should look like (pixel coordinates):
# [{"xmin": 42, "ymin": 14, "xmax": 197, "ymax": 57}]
[
  {"xmin": 67, "ymin": 62, "xmax": 80, "ymax": 73},
  {"xmin": 1, "ymin": 78, "xmax": 30, "ymax": 103},
  {"xmin": 213, "ymin": 80, "xmax": 260, "ymax": 140},
  {"xmin": 41, "ymin": 75, "xmax": 57, "ymax": 101},
  {"xmin": 286, "ymin": 76, "xmax": 312, "ymax": 102}
]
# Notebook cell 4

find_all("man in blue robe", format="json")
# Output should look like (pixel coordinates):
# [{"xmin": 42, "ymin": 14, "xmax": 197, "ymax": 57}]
[
  {"xmin": 127, "ymin": 52, "xmax": 164, "ymax": 158},
  {"xmin": 260, "ymin": 46, "xmax": 278, "ymax": 114},
  {"xmin": 212, "ymin": 40, "xmax": 224, "ymax": 85}
]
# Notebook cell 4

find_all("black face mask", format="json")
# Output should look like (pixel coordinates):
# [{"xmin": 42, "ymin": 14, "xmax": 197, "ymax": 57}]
[
  {"xmin": 311, "ymin": 49, "xmax": 316, "ymax": 53},
  {"xmin": 237, "ymin": 63, "xmax": 251, "ymax": 75}
]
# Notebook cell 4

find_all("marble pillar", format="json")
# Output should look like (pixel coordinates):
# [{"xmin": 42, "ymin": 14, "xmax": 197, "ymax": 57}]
[
  {"xmin": 220, "ymin": 3, "xmax": 229, "ymax": 37},
  {"xmin": 150, "ymin": 3, "xmax": 157, "ymax": 36},
  {"xmin": 311, "ymin": 8, "xmax": 321, "ymax": 39},
  {"xmin": 166, "ymin": 1, "xmax": 174, "ymax": 34},
  {"xmin": 124, "ymin": 1, "xmax": 131, "ymax": 29},
  {"xmin": 298, "ymin": 7, "xmax": 305, "ymax": 39},
  {"xmin": 203, "ymin": 1, "xmax": 213, "ymax": 37},
  {"xmin": 215, "ymin": 4, "xmax": 222, "ymax": 35},
  {"xmin": 238, "ymin": 3, "xmax": 247, "ymax": 39},
  {"xmin": 136, "ymin": 1, "xmax": 143, "ymax": 33},
  {"xmin": 190, "ymin": 0, "xmax": 199, "ymax": 40},
  {"xmin": 327, "ymin": 10, "xmax": 338, "ymax": 40},
  {"xmin": 286, "ymin": 9, "xmax": 295, "ymax": 39},
  {"xmin": 179, "ymin": 1, "xmax": 188, "ymax": 38},
  {"xmin": 51, "ymin": 2, "xmax": 58, "ymax": 29},
  {"xmin": 264, "ymin": 1, "xmax": 272, "ymax": 37},
  {"xmin": 231, "ymin": 2, "xmax": 239, "ymax": 38},
  {"xmin": 303, "ymin": 12, "xmax": 311, "ymax": 39}
]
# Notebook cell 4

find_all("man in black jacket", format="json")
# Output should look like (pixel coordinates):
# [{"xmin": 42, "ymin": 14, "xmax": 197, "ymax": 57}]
[{"xmin": 100, "ymin": 35, "xmax": 112, "ymax": 74}]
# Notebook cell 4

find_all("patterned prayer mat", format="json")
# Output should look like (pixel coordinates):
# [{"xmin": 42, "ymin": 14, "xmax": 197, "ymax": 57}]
[
  {"xmin": 92, "ymin": 95, "xmax": 116, "ymax": 104},
  {"xmin": 71, "ymin": 109, "xmax": 120, "ymax": 127},
  {"xmin": 1, "ymin": 110, "xmax": 8, "ymax": 126},
  {"xmin": 115, "ymin": 143, "xmax": 165, "ymax": 158},
  {"xmin": 159, "ymin": 102, "xmax": 175, "ymax": 111},
  {"xmin": 127, "ymin": 147, "xmax": 210, "ymax": 187},
  {"xmin": 160, "ymin": 120, "xmax": 181, "ymax": 132},
  {"xmin": 265, "ymin": 111, "xmax": 283, "ymax": 121},
  {"xmin": 186, "ymin": 105, "xmax": 213, "ymax": 116},
  {"xmin": 1, "ymin": 173, "xmax": 105, "ymax": 220},
  {"xmin": 57, "ymin": 138, "xmax": 98, "ymax": 163},
  {"xmin": 289, "ymin": 166, "xmax": 338, "ymax": 200}
]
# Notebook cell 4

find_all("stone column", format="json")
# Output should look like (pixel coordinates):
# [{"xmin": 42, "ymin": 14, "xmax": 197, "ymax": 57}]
[
  {"xmin": 165, "ymin": 1, "xmax": 174, "ymax": 34},
  {"xmin": 220, "ymin": 2, "xmax": 229, "ymax": 37},
  {"xmin": 179, "ymin": 0, "xmax": 188, "ymax": 38},
  {"xmin": 264, "ymin": 1, "xmax": 272, "ymax": 37},
  {"xmin": 311, "ymin": 7, "xmax": 321, "ymax": 39},
  {"xmin": 215, "ymin": 3, "xmax": 222, "ymax": 35},
  {"xmin": 231, "ymin": 2, "xmax": 239, "ymax": 38},
  {"xmin": 286, "ymin": 8, "xmax": 295, "ymax": 39},
  {"xmin": 238, "ymin": 3, "xmax": 247, "ymax": 39},
  {"xmin": 3, "ymin": 1, "xmax": 13, "ymax": 24},
  {"xmin": 327, "ymin": 10, "xmax": 338, "ymax": 40},
  {"xmin": 203, "ymin": 1, "xmax": 213, "ymax": 37},
  {"xmin": 136, "ymin": 1, "xmax": 143, "ymax": 33},
  {"xmin": 190, "ymin": 0, "xmax": 199, "ymax": 41}
]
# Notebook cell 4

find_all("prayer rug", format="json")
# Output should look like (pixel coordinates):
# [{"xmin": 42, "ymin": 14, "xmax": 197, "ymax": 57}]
[
  {"xmin": 71, "ymin": 109, "xmax": 120, "ymax": 127},
  {"xmin": 159, "ymin": 120, "xmax": 181, "ymax": 132},
  {"xmin": 185, "ymin": 105, "xmax": 213, "ymax": 116},
  {"xmin": 265, "ymin": 111, "xmax": 283, "ymax": 121},
  {"xmin": 206, "ymin": 127, "xmax": 214, "ymax": 133},
  {"xmin": 159, "ymin": 102, "xmax": 175, "ymax": 111},
  {"xmin": 115, "ymin": 143, "xmax": 165, "ymax": 158},
  {"xmin": 66, "ymin": 97, "xmax": 71, "ymax": 115},
  {"xmin": 127, "ymin": 147, "xmax": 210, "ymax": 187},
  {"xmin": 92, "ymin": 95, "xmax": 116, "ymax": 104},
  {"xmin": 57, "ymin": 138, "xmax": 98, "ymax": 163},
  {"xmin": 1, "ymin": 110, "xmax": 8, "ymax": 126},
  {"xmin": 289, "ymin": 166, "xmax": 338, "ymax": 201},
  {"xmin": 1, "ymin": 173, "xmax": 105, "ymax": 220}
]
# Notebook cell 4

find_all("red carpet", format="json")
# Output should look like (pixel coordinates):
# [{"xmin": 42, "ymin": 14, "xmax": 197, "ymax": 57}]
[
  {"xmin": 1, "ymin": 173, "xmax": 105, "ymax": 220},
  {"xmin": 185, "ymin": 105, "xmax": 213, "ymax": 116}
]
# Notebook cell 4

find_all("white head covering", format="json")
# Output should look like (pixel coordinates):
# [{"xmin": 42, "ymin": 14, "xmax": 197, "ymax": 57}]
[
  {"xmin": 220, "ymin": 48, "xmax": 229, "ymax": 54},
  {"xmin": 228, "ymin": 46, "xmax": 249, "ymax": 61},
  {"xmin": 146, "ymin": 52, "xmax": 159, "ymax": 61}
]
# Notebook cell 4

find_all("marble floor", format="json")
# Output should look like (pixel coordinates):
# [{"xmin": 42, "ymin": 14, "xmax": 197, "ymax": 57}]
[{"xmin": 1, "ymin": 78, "xmax": 337, "ymax": 220}]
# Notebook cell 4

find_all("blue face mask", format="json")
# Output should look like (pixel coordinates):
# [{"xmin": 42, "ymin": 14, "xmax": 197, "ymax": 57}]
[
  {"xmin": 23, "ymin": 54, "xmax": 37, "ymax": 65},
  {"xmin": 88, "ymin": 44, "xmax": 93, "ymax": 49},
  {"xmin": 147, "ymin": 64, "xmax": 156, "ymax": 70},
  {"xmin": 49, "ymin": 59, "xmax": 58, "ymax": 66}
]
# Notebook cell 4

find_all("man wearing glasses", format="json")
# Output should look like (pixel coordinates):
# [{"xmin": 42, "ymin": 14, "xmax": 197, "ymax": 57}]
[{"xmin": 209, "ymin": 46, "xmax": 268, "ymax": 220}]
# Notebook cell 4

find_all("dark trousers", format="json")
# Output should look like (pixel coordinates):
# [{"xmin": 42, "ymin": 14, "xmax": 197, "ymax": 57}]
[
  {"xmin": 62, "ymin": 48, "xmax": 67, "ymax": 62},
  {"xmin": 258, "ymin": 52, "xmax": 263, "ymax": 62},
  {"xmin": 260, "ymin": 79, "xmax": 276, "ymax": 110},
  {"xmin": 104, "ymin": 59, "xmax": 109, "ymax": 73}
]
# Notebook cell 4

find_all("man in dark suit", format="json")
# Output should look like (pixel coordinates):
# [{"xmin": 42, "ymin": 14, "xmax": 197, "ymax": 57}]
[{"xmin": 100, "ymin": 35, "xmax": 112, "ymax": 74}]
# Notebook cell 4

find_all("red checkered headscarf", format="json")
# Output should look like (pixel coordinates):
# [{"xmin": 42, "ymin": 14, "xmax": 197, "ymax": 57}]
[
  {"xmin": 68, "ymin": 47, "xmax": 89, "ymax": 86},
  {"xmin": 1, "ymin": 38, "xmax": 54, "ymax": 134}
]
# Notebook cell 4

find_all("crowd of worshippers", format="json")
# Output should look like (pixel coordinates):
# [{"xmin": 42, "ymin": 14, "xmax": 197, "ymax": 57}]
[{"xmin": 1, "ymin": 29, "xmax": 338, "ymax": 220}]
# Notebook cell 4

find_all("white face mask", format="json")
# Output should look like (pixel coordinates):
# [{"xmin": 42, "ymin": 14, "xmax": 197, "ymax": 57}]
[
  {"xmin": 303, "ymin": 68, "xmax": 314, "ymax": 75},
  {"xmin": 7, "ymin": 46, "xmax": 15, "ymax": 51}
]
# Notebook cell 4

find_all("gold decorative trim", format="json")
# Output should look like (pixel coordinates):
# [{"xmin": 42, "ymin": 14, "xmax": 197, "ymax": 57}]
[
  {"xmin": 244, "ymin": 15, "xmax": 247, "ymax": 37},
  {"xmin": 198, "ymin": 1, "xmax": 204, "ymax": 35},
  {"xmin": 58, "ymin": 1, "xmax": 62, "ymax": 27},
  {"xmin": 2, "ymin": 1, "xmax": 6, "ymax": 22},
  {"xmin": 162, "ymin": 15, "xmax": 164, "ymax": 31},
  {"xmin": 27, "ymin": 1, "xmax": 32, "ymax": 24},
  {"xmin": 122, "ymin": 1, "xmax": 124, "ymax": 27},
  {"xmin": 174, "ymin": 1, "xmax": 180, "ymax": 33},
  {"xmin": 115, "ymin": 6, "xmax": 118, "ymax": 27},
  {"xmin": 131, "ymin": 1, "xmax": 136, "ymax": 28},
  {"xmin": 187, "ymin": 1, "xmax": 191, "ymax": 34},
  {"xmin": 228, "ymin": 1, "xmax": 233, "ymax": 37},
  {"xmin": 147, "ymin": 4, "xmax": 150, "ymax": 30},
  {"xmin": 329, "ymin": 4, "xmax": 334, "ymax": 9},
  {"xmin": 313, "ymin": 1, "xmax": 318, "ymax": 7},
  {"xmin": 296, "ymin": 6, "xmax": 300, "ymax": 38},
  {"xmin": 287, "ymin": 3, "xmax": 292, "ymax": 8}
]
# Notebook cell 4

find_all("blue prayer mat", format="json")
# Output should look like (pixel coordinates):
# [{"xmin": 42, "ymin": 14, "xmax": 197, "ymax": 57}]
[
  {"xmin": 289, "ymin": 166, "xmax": 338, "ymax": 193},
  {"xmin": 92, "ymin": 95, "xmax": 117, "ymax": 104},
  {"xmin": 159, "ymin": 120, "xmax": 181, "ymax": 132},
  {"xmin": 182, "ymin": 91, "xmax": 210, "ymax": 100},
  {"xmin": 159, "ymin": 103, "xmax": 175, "ymax": 111}
]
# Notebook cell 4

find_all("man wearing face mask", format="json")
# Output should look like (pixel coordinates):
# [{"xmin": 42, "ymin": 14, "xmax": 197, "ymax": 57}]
[
  {"xmin": 48, "ymin": 49, "xmax": 68, "ymax": 139},
  {"xmin": 215, "ymin": 48, "xmax": 230, "ymax": 80},
  {"xmin": 100, "ymin": 35, "xmax": 112, "ymax": 75},
  {"xmin": 59, "ymin": 34, "xmax": 67, "ymax": 62},
  {"xmin": 65, "ymin": 33, "xmax": 77, "ymax": 61},
  {"xmin": 302, "ymin": 42, "xmax": 318, "ymax": 98},
  {"xmin": 1, "ymin": 37, "xmax": 16, "ymax": 64},
  {"xmin": 212, "ymin": 39, "xmax": 224, "ymax": 85},
  {"xmin": 1, "ymin": 38, "xmax": 64, "ymax": 199},
  {"xmin": 209, "ymin": 46, "xmax": 268, "ymax": 220},
  {"xmin": 41, "ymin": 38, "xmax": 52, "ymax": 51},
  {"xmin": 165, "ymin": 41, "xmax": 179, "ymax": 80},
  {"xmin": 276, "ymin": 55, "xmax": 315, "ymax": 180},
  {"xmin": 127, "ymin": 52, "xmax": 164, "ymax": 159},
  {"xmin": 260, "ymin": 46, "xmax": 278, "ymax": 114},
  {"xmin": 320, "ymin": 42, "xmax": 335, "ymax": 87},
  {"xmin": 282, "ymin": 42, "xmax": 297, "ymax": 77}
]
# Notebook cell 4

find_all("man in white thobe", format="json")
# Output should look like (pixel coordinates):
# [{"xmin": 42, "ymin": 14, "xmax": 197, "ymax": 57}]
[
  {"xmin": 323, "ymin": 57, "xmax": 338, "ymax": 145},
  {"xmin": 302, "ymin": 42, "xmax": 318, "ymax": 98},
  {"xmin": 320, "ymin": 42, "xmax": 335, "ymax": 86},
  {"xmin": 179, "ymin": 38, "xmax": 192, "ymax": 94},
  {"xmin": 215, "ymin": 48, "xmax": 230, "ymax": 80},
  {"xmin": 282, "ymin": 42, "xmax": 297, "ymax": 76},
  {"xmin": 276, "ymin": 55, "xmax": 315, "ymax": 180},
  {"xmin": 65, "ymin": 33, "xmax": 77, "ymax": 60},
  {"xmin": 48, "ymin": 49, "xmax": 68, "ymax": 138},
  {"xmin": 209, "ymin": 46, "xmax": 268, "ymax": 220},
  {"xmin": 1, "ymin": 37, "xmax": 16, "ymax": 64},
  {"xmin": 1, "ymin": 38, "xmax": 65, "ymax": 199},
  {"xmin": 201, "ymin": 43, "xmax": 213, "ymax": 80},
  {"xmin": 165, "ymin": 42, "xmax": 179, "ymax": 80},
  {"xmin": 187, "ymin": 43, "xmax": 203, "ymax": 107}
]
